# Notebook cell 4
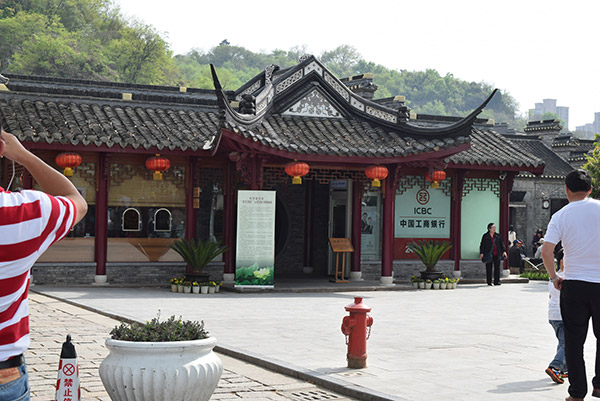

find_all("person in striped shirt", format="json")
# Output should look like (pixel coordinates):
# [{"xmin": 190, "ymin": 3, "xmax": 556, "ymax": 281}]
[{"xmin": 0, "ymin": 129, "xmax": 87, "ymax": 401}]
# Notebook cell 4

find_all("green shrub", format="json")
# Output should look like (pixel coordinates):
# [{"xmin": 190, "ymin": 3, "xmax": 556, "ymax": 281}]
[
  {"xmin": 407, "ymin": 240, "xmax": 452, "ymax": 272},
  {"xmin": 110, "ymin": 314, "xmax": 209, "ymax": 342},
  {"xmin": 520, "ymin": 271, "xmax": 549, "ymax": 281},
  {"xmin": 170, "ymin": 238, "xmax": 228, "ymax": 273}
]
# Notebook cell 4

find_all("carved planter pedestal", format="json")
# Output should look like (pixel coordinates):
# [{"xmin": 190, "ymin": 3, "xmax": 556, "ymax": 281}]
[{"xmin": 99, "ymin": 337, "xmax": 223, "ymax": 401}]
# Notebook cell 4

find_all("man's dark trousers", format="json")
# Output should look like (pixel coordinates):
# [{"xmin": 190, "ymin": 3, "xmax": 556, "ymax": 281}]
[
  {"xmin": 485, "ymin": 257, "xmax": 501, "ymax": 285},
  {"xmin": 561, "ymin": 280, "xmax": 600, "ymax": 398}
]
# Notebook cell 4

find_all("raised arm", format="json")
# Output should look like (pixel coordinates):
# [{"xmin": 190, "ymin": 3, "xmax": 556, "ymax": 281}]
[{"xmin": 0, "ymin": 130, "xmax": 88, "ymax": 223}]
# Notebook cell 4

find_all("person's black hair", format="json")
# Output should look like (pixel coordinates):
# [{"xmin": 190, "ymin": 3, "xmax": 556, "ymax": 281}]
[
  {"xmin": 565, "ymin": 169, "xmax": 592, "ymax": 193},
  {"xmin": 487, "ymin": 222, "xmax": 494, "ymax": 230},
  {"xmin": 509, "ymin": 225, "xmax": 514, "ymax": 231}
]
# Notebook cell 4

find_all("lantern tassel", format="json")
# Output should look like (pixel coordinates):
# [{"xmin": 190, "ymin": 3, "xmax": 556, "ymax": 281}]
[
  {"xmin": 153, "ymin": 171, "xmax": 163, "ymax": 181},
  {"xmin": 371, "ymin": 178, "xmax": 381, "ymax": 187},
  {"xmin": 64, "ymin": 167, "xmax": 74, "ymax": 177},
  {"xmin": 430, "ymin": 181, "xmax": 439, "ymax": 189},
  {"xmin": 292, "ymin": 176, "xmax": 302, "ymax": 185}
]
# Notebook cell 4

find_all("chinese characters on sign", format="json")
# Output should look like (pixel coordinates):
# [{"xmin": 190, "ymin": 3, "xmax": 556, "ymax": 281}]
[{"xmin": 235, "ymin": 190, "xmax": 276, "ymax": 288}]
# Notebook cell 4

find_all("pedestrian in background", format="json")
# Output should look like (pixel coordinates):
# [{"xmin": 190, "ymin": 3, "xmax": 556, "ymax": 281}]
[
  {"xmin": 542, "ymin": 169, "xmax": 600, "ymax": 401},
  {"xmin": 479, "ymin": 222, "xmax": 507, "ymax": 286},
  {"xmin": 546, "ymin": 259, "xmax": 567, "ymax": 384}
]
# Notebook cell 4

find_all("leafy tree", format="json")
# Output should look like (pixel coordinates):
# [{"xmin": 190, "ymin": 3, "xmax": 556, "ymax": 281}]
[
  {"xmin": 582, "ymin": 136, "xmax": 600, "ymax": 198},
  {"xmin": 107, "ymin": 22, "xmax": 175, "ymax": 84}
]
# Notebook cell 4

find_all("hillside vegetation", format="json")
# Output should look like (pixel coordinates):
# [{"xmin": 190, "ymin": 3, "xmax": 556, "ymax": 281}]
[{"xmin": 0, "ymin": 1, "xmax": 524, "ymax": 128}]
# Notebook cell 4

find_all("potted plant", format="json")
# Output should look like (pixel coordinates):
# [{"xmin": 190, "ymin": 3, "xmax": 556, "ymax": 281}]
[
  {"xmin": 425, "ymin": 279, "xmax": 433, "ymax": 289},
  {"xmin": 208, "ymin": 281, "xmax": 217, "ymax": 294},
  {"xmin": 170, "ymin": 238, "xmax": 228, "ymax": 283},
  {"xmin": 192, "ymin": 281, "xmax": 200, "ymax": 294},
  {"xmin": 99, "ymin": 314, "xmax": 223, "ymax": 401},
  {"xmin": 200, "ymin": 282, "xmax": 209, "ymax": 294},
  {"xmin": 407, "ymin": 240, "xmax": 452, "ymax": 281},
  {"xmin": 183, "ymin": 280, "xmax": 192, "ymax": 293},
  {"xmin": 410, "ymin": 275, "xmax": 420, "ymax": 289},
  {"xmin": 170, "ymin": 278, "xmax": 178, "ymax": 292},
  {"xmin": 432, "ymin": 279, "xmax": 441, "ymax": 290}
]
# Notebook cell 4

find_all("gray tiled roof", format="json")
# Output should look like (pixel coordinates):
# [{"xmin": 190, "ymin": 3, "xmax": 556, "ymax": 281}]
[
  {"xmin": 223, "ymin": 116, "xmax": 468, "ymax": 158},
  {"xmin": 0, "ymin": 71, "xmax": 545, "ymax": 173},
  {"xmin": 446, "ymin": 129, "xmax": 544, "ymax": 169},
  {"xmin": 503, "ymin": 135, "xmax": 573, "ymax": 178},
  {"xmin": 0, "ymin": 76, "xmax": 221, "ymax": 151}
]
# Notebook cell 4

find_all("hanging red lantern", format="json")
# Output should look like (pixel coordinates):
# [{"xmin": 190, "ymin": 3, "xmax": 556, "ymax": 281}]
[
  {"xmin": 285, "ymin": 161, "xmax": 310, "ymax": 184},
  {"xmin": 365, "ymin": 165, "xmax": 389, "ymax": 187},
  {"xmin": 425, "ymin": 170, "xmax": 447, "ymax": 189},
  {"xmin": 55, "ymin": 152, "xmax": 82, "ymax": 177},
  {"xmin": 145, "ymin": 154, "xmax": 171, "ymax": 180}
]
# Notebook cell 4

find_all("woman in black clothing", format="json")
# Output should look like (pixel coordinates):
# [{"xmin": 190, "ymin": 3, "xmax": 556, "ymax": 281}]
[{"xmin": 479, "ymin": 222, "xmax": 507, "ymax": 286}]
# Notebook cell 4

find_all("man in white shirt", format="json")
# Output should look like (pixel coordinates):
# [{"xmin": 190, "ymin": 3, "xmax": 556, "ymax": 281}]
[{"xmin": 542, "ymin": 169, "xmax": 600, "ymax": 401}]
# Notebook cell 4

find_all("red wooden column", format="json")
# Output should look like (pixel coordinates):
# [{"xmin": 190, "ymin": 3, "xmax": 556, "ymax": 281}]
[
  {"xmin": 22, "ymin": 169, "xmax": 33, "ymax": 189},
  {"xmin": 380, "ymin": 167, "xmax": 395, "ymax": 284},
  {"xmin": 452, "ymin": 171, "xmax": 465, "ymax": 272},
  {"xmin": 303, "ymin": 179, "xmax": 314, "ymax": 270},
  {"xmin": 185, "ymin": 157, "xmax": 197, "ymax": 241},
  {"xmin": 94, "ymin": 153, "xmax": 109, "ymax": 284},
  {"xmin": 350, "ymin": 178, "xmax": 362, "ymax": 279},
  {"xmin": 222, "ymin": 160, "xmax": 236, "ymax": 283}
]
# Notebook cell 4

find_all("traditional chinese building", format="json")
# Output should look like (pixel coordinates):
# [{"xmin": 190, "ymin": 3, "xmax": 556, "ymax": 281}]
[{"xmin": 0, "ymin": 56, "xmax": 544, "ymax": 285}]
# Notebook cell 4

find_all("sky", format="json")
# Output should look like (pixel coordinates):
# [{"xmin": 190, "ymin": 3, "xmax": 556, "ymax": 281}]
[{"xmin": 114, "ymin": 0, "xmax": 599, "ymax": 131}]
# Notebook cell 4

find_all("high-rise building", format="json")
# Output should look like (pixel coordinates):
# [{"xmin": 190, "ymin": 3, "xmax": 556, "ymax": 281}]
[{"xmin": 529, "ymin": 98, "xmax": 569, "ymax": 131}]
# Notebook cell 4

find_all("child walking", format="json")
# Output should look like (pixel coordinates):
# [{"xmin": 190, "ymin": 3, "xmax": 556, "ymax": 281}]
[{"xmin": 545, "ymin": 260, "xmax": 567, "ymax": 384}]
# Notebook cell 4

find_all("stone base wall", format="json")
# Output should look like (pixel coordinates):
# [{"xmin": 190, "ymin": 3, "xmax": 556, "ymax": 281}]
[
  {"xmin": 32, "ymin": 262, "xmax": 225, "ymax": 285},
  {"xmin": 360, "ymin": 260, "xmax": 492, "ymax": 281}
]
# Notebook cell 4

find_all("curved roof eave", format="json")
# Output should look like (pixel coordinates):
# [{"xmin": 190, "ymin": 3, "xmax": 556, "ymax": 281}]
[{"xmin": 220, "ymin": 128, "xmax": 470, "ymax": 165}]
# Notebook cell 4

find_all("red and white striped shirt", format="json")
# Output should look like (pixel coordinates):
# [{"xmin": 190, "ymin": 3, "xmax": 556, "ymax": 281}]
[{"xmin": 0, "ymin": 187, "xmax": 76, "ymax": 361}]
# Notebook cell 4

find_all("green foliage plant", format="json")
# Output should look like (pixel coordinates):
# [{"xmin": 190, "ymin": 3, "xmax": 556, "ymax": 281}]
[
  {"xmin": 170, "ymin": 238, "xmax": 228, "ymax": 274},
  {"xmin": 582, "ymin": 138, "xmax": 600, "ymax": 199},
  {"xmin": 520, "ymin": 271, "xmax": 549, "ymax": 281},
  {"xmin": 110, "ymin": 314, "xmax": 208, "ymax": 342},
  {"xmin": 407, "ymin": 240, "xmax": 452, "ymax": 272}
]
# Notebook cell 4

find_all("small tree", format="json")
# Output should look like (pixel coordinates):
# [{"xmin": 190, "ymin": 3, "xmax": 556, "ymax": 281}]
[{"xmin": 407, "ymin": 240, "xmax": 452, "ymax": 272}]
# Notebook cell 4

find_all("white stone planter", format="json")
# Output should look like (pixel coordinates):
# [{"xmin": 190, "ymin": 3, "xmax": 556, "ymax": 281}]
[{"xmin": 99, "ymin": 337, "xmax": 223, "ymax": 401}]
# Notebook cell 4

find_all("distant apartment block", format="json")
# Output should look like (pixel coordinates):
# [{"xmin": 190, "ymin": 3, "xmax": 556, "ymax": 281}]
[
  {"xmin": 575, "ymin": 112, "xmax": 600, "ymax": 138},
  {"xmin": 529, "ymin": 98, "xmax": 569, "ymax": 131}
]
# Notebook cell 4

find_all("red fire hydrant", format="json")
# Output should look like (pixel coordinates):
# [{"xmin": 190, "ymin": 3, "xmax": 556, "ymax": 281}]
[{"xmin": 341, "ymin": 296, "xmax": 373, "ymax": 368}]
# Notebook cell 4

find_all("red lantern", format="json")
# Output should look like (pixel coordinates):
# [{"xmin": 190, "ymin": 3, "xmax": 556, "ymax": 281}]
[
  {"xmin": 285, "ymin": 161, "xmax": 310, "ymax": 184},
  {"xmin": 145, "ymin": 154, "xmax": 171, "ymax": 180},
  {"xmin": 365, "ymin": 165, "xmax": 389, "ymax": 187},
  {"xmin": 55, "ymin": 152, "xmax": 82, "ymax": 177},
  {"xmin": 425, "ymin": 170, "xmax": 447, "ymax": 189}
]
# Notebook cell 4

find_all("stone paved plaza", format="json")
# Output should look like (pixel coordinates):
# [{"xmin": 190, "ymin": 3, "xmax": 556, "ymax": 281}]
[
  {"xmin": 31, "ymin": 281, "xmax": 600, "ymax": 400},
  {"xmin": 27, "ymin": 293, "xmax": 354, "ymax": 401}
]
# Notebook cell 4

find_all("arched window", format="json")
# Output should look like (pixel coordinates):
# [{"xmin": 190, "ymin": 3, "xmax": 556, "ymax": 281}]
[
  {"xmin": 153, "ymin": 208, "xmax": 172, "ymax": 232},
  {"xmin": 122, "ymin": 208, "xmax": 141, "ymax": 232}
]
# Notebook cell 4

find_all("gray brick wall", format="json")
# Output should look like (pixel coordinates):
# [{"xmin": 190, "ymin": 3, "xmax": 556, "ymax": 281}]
[{"xmin": 32, "ymin": 262, "xmax": 225, "ymax": 285}]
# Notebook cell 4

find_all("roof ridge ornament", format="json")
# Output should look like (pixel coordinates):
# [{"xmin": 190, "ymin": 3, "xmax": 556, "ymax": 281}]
[
  {"xmin": 264, "ymin": 64, "xmax": 279, "ymax": 85},
  {"xmin": 298, "ymin": 54, "xmax": 313, "ymax": 63}
]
